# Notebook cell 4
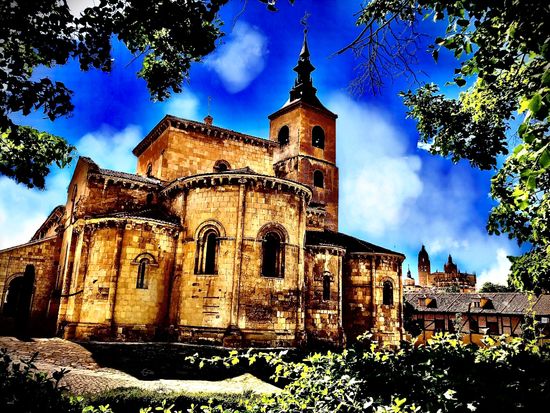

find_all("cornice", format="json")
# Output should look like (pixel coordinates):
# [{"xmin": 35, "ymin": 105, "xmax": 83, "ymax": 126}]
[{"xmin": 160, "ymin": 172, "xmax": 312, "ymax": 202}]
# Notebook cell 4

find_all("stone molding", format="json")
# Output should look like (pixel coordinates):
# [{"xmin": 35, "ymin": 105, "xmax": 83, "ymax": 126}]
[
  {"xmin": 305, "ymin": 244, "xmax": 347, "ymax": 256},
  {"xmin": 161, "ymin": 172, "xmax": 312, "ymax": 202},
  {"xmin": 73, "ymin": 217, "xmax": 180, "ymax": 237}
]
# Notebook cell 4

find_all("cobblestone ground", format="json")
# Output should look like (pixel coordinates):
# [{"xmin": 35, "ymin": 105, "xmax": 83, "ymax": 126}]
[{"xmin": 0, "ymin": 337, "xmax": 280, "ymax": 395}]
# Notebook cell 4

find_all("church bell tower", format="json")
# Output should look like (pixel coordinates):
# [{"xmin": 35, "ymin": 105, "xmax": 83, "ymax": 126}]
[
  {"xmin": 418, "ymin": 245, "xmax": 431, "ymax": 286},
  {"xmin": 268, "ymin": 30, "xmax": 339, "ymax": 232}
]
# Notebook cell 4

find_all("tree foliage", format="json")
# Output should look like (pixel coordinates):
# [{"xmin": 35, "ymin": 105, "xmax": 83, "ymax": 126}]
[
  {"xmin": 478, "ymin": 281, "xmax": 516, "ymax": 293},
  {"xmin": 340, "ymin": 0, "xmax": 550, "ymax": 291},
  {"xmin": 189, "ymin": 334, "xmax": 550, "ymax": 413},
  {"xmin": 0, "ymin": 0, "xmax": 228, "ymax": 188}
]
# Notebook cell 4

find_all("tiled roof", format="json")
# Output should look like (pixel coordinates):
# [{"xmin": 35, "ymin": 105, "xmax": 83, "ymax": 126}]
[
  {"xmin": 93, "ymin": 208, "xmax": 180, "ymax": 226},
  {"xmin": 306, "ymin": 230, "xmax": 404, "ymax": 257},
  {"xmin": 405, "ymin": 292, "xmax": 550, "ymax": 316},
  {"xmin": 97, "ymin": 168, "xmax": 163, "ymax": 186}
]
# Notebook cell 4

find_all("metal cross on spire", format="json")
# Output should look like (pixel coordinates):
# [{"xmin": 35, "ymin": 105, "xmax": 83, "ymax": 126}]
[{"xmin": 300, "ymin": 11, "xmax": 311, "ymax": 34}]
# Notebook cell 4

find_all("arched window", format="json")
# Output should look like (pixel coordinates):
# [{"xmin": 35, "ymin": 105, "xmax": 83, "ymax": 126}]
[
  {"xmin": 262, "ymin": 232, "xmax": 284, "ymax": 278},
  {"xmin": 146, "ymin": 163, "xmax": 153, "ymax": 177},
  {"xmin": 213, "ymin": 160, "xmax": 230, "ymax": 173},
  {"xmin": 278, "ymin": 125, "xmax": 290, "ymax": 145},
  {"xmin": 132, "ymin": 253, "xmax": 157, "ymax": 289},
  {"xmin": 323, "ymin": 273, "xmax": 331, "ymax": 301},
  {"xmin": 312, "ymin": 126, "xmax": 325, "ymax": 149},
  {"xmin": 313, "ymin": 170, "xmax": 324, "ymax": 188},
  {"xmin": 195, "ymin": 228, "xmax": 220, "ymax": 274},
  {"xmin": 136, "ymin": 258, "xmax": 149, "ymax": 289},
  {"xmin": 383, "ymin": 280, "xmax": 394, "ymax": 305}
]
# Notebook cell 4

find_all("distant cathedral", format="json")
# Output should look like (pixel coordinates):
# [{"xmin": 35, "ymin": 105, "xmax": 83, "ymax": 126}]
[
  {"xmin": 0, "ymin": 33, "xmax": 405, "ymax": 347},
  {"xmin": 404, "ymin": 245, "xmax": 476, "ymax": 293}
]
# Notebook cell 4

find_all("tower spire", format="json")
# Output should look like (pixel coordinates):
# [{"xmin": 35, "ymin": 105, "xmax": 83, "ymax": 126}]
[{"xmin": 288, "ymin": 21, "xmax": 322, "ymax": 108}]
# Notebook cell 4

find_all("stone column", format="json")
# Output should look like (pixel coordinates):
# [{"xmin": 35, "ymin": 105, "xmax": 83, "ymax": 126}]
[
  {"xmin": 106, "ymin": 222, "xmax": 125, "ymax": 331},
  {"xmin": 229, "ymin": 179, "xmax": 247, "ymax": 330}
]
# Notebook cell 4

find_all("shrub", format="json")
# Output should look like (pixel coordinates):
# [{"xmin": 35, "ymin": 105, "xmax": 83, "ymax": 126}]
[{"xmin": 0, "ymin": 348, "xmax": 81, "ymax": 413}]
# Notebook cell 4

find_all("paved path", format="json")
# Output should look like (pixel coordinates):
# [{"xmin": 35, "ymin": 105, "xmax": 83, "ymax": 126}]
[{"xmin": 0, "ymin": 337, "xmax": 280, "ymax": 395}]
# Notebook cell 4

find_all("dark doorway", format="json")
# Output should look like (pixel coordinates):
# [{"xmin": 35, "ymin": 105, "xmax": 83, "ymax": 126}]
[{"xmin": 3, "ymin": 265, "xmax": 35, "ymax": 336}]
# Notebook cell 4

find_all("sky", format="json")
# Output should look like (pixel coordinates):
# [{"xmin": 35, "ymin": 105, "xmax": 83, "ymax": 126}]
[{"xmin": 0, "ymin": 0, "xmax": 523, "ymax": 286}]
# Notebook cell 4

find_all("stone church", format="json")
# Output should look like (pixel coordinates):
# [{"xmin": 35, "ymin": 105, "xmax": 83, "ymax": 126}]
[
  {"xmin": 404, "ymin": 245, "xmax": 476, "ymax": 293},
  {"xmin": 0, "ymin": 35, "xmax": 405, "ymax": 347}
]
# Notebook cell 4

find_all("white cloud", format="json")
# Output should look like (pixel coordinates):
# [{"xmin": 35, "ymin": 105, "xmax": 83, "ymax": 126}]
[
  {"xmin": 162, "ymin": 92, "xmax": 200, "ymax": 119},
  {"xmin": 332, "ymin": 92, "xmax": 519, "ymax": 281},
  {"xmin": 478, "ymin": 248, "xmax": 512, "ymax": 287},
  {"xmin": 332, "ymin": 93, "xmax": 424, "ymax": 235},
  {"xmin": 66, "ymin": 0, "xmax": 96, "ymax": 17},
  {"xmin": 205, "ymin": 22, "xmax": 267, "ymax": 93},
  {"xmin": 77, "ymin": 125, "xmax": 142, "ymax": 172},
  {"xmin": 0, "ymin": 125, "xmax": 142, "ymax": 249},
  {"xmin": 0, "ymin": 169, "xmax": 71, "ymax": 249}
]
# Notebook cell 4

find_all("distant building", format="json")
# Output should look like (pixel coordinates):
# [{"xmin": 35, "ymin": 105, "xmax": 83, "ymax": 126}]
[
  {"xmin": 407, "ymin": 245, "xmax": 476, "ymax": 293},
  {"xmin": 404, "ymin": 292, "xmax": 550, "ymax": 345}
]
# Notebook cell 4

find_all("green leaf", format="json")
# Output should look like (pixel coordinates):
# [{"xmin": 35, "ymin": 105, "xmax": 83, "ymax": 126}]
[
  {"xmin": 526, "ymin": 175, "xmax": 537, "ymax": 190},
  {"xmin": 432, "ymin": 49, "xmax": 439, "ymax": 62},
  {"xmin": 539, "ymin": 149, "xmax": 550, "ymax": 169},
  {"xmin": 528, "ymin": 93, "xmax": 542, "ymax": 113},
  {"xmin": 455, "ymin": 77, "xmax": 466, "ymax": 86}
]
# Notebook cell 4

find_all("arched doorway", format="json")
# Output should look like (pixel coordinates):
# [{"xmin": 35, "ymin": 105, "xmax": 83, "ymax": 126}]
[{"xmin": 3, "ymin": 265, "xmax": 35, "ymax": 335}]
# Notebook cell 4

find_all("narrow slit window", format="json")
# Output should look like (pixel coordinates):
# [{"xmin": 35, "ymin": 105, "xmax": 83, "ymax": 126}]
[
  {"xmin": 262, "ymin": 232, "xmax": 283, "ymax": 278},
  {"xmin": 136, "ymin": 258, "xmax": 149, "ymax": 289},
  {"xmin": 383, "ymin": 280, "xmax": 393, "ymax": 305},
  {"xmin": 323, "ymin": 273, "xmax": 331, "ymax": 300},
  {"xmin": 195, "ymin": 228, "xmax": 219, "ymax": 275}
]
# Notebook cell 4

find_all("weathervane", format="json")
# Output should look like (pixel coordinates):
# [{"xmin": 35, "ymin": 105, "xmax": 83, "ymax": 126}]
[{"xmin": 300, "ymin": 11, "xmax": 310, "ymax": 34}]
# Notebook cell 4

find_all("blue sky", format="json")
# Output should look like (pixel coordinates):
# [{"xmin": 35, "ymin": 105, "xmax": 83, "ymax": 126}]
[{"xmin": 0, "ymin": 0, "xmax": 522, "ymax": 285}]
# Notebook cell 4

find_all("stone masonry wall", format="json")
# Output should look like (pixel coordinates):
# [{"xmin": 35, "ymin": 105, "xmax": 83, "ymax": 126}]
[
  {"xmin": 0, "ymin": 236, "xmax": 61, "ymax": 336},
  {"xmin": 62, "ymin": 220, "xmax": 178, "ymax": 340},
  {"xmin": 304, "ymin": 247, "xmax": 344, "ymax": 345},
  {"xmin": 136, "ymin": 128, "xmax": 275, "ymax": 182},
  {"xmin": 175, "ymin": 179, "xmax": 308, "ymax": 346},
  {"xmin": 343, "ymin": 254, "xmax": 403, "ymax": 347}
]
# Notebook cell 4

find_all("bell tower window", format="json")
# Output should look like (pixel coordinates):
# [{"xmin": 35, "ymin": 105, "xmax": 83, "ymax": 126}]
[
  {"xmin": 278, "ymin": 126, "xmax": 290, "ymax": 145},
  {"xmin": 313, "ymin": 170, "xmax": 324, "ymax": 188},
  {"xmin": 312, "ymin": 126, "xmax": 325, "ymax": 149}
]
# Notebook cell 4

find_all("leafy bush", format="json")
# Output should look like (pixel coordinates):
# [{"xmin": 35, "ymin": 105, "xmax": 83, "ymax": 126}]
[
  {"xmin": 0, "ymin": 348, "xmax": 81, "ymax": 413},
  {"xmin": 2, "ymin": 334, "xmax": 550, "ymax": 413},
  {"xmin": 190, "ymin": 334, "xmax": 550, "ymax": 413}
]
